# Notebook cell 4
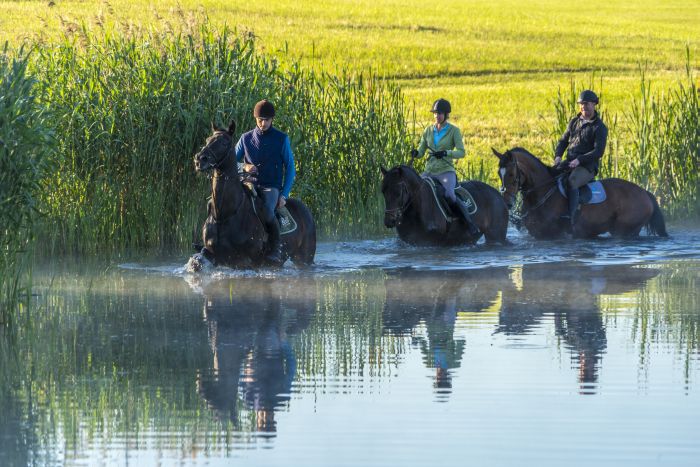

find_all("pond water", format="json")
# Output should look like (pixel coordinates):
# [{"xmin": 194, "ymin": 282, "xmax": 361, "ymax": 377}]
[{"xmin": 1, "ymin": 227, "xmax": 699, "ymax": 466}]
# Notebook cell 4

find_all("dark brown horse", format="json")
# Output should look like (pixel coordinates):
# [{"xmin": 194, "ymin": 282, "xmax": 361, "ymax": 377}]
[
  {"xmin": 492, "ymin": 147, "xmax": 668, "ymax": 239},
  {"xmin": 380, "ymin": 164, "xmax": 509, "ymax": 246},
  {"xmin": 187, "ymin": 121, "xmax": 316, "ymax": 271}
]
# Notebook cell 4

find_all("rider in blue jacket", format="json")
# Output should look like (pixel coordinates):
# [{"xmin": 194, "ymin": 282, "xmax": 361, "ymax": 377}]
[{"xmin": 235, "ymin": 100, "xmax": 296, "ymax": 265}]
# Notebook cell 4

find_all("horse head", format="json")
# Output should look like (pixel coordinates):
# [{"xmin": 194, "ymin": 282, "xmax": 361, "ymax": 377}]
[
  {"xmin": 194, "ymin": 121, "xmax": 237, "ymax": 172},
  {"xmin": 380, "ymin": 165, "xmax": 414, "ymax": 228},
  {"xmin": 492, "ymin": 148, "xmax": 520, "ymax": 209}
]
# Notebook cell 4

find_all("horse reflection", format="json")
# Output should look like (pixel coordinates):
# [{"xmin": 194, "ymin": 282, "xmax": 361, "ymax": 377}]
[
  {"xmin": 497, "ymin": 263, "xmax": 660, "ymax": 394},
  {"xmin": 383, "ymin": 268, "xmax": 508, "ymax": 399},
  {"xmin": 196, "ymin": 279, "xmax": 312, "ymax": 432}
]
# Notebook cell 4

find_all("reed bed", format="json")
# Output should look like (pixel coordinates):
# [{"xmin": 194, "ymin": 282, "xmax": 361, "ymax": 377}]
[{"xmin": 0, "ymin": 45, "xmax": 54, "ymax": 324}]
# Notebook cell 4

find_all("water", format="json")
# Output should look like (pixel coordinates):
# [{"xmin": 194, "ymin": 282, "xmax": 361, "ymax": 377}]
[{"xmin": 1, "ymin": 227, "xmax": 699, "ymax": 466}]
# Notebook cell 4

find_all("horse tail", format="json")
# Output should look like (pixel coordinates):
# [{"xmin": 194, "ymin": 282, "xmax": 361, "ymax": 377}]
[{"xmin": 645, "ymin": 191, "xmax": 668, "ymax": 237}]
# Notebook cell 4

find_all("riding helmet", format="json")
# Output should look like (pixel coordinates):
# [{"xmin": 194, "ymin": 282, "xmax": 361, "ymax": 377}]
[
  {"xmin": 577, "ymin": 90, "xmax": 599, "ymax": 104},
  {"xmin": 430, "ymin": 98, "xmax": 451, "ymax": 114},
  {"xmin": 253, "ymin": 99, "xmax": 276, "ymax": 118}
]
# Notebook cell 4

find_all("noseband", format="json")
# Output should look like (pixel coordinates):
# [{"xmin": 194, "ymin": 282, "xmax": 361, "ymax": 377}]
[{"xmin": 384, "ymin": 181, "xmax": 411, "ymax": 217}]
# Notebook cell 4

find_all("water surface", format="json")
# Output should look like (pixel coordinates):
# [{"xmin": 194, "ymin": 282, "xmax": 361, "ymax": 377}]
[{"xmin": 1, "ymin": 227, "xmax": 699, "ymax": 466}]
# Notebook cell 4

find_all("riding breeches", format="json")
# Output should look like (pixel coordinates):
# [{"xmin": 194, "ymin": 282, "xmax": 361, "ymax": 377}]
[
  {"xmin": 259, "ymin": 186, "xmax": 280, "ymax": 220},
  {"xmin": 423, "ymin": 170, "xmax": 457, "ymax": 202},
  {"xmin": 568, "ymin": 166, "xmax": 594, "ymax": 189}
]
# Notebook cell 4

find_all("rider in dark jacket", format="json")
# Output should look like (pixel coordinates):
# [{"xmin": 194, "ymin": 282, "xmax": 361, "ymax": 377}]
[
  {"xmin": 554, "ymin": 90, "xmax": 608, "ymax": 225},
  {"xmin": 235, "ymin": 100, "xmax": 296, "ymax": 265}
]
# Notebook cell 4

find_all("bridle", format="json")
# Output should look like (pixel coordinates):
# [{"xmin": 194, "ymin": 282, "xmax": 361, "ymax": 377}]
[
  {"xmin": 384, "ymin": 180, "xmax": 412, "ymax": 218},
  {"xmin": 198, "ymin": 132, "xmax": 249, "ymax": 224},
  {"xmin": 499, "ymin": 153, "xmax": 566, "ymax": 224}
]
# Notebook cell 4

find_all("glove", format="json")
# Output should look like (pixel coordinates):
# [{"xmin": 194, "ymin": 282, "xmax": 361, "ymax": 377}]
[
  {"xmin": 431, "ymin": 150, "xmax": 447, "ymax": 159},
  {"xmin": 410, "ymin": 148, "xmax": 419, "ymax": 158}
]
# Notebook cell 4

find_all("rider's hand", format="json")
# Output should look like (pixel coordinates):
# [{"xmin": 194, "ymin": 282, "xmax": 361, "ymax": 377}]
[
  {"xmin": 431, "ymin": 150, "xmax": 447, "ymax": 159},
  {"xmin": 569, "ymin": 158, "xmax": 580, "ymax": 169},
  {"xmin": 277, "ymin": 196, "xmax": 286, "ymax": 209},
  {"xmin": 554, "ymin": 156, "xmax": 562, "ymax": 166}
]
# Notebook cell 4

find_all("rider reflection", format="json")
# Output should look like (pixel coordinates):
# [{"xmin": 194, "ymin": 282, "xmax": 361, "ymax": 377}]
[
  {"xmin": 497, "ymin": 264, "xmax": 659, "ymax": 394},
  {"xmin": 383, "ymin": 269, "xmax": 507, "ymax": 400},
  {"xmin": 196, "ymin": 279, "xmax": 312, "ymax": 433}
]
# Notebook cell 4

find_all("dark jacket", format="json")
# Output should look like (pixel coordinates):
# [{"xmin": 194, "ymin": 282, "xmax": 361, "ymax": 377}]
[
  {"xmin": 554, "ymin": 112, "xmax": 608, "ymax": 174},
  {"xmin": 239, "ymin": 127, "xmax": 287, "ymax": 190}
]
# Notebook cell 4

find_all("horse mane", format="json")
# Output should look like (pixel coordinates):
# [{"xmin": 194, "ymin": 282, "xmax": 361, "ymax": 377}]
[{"xmin": 508, "ymin": 147, "xmax": 559, "ymax": 177}]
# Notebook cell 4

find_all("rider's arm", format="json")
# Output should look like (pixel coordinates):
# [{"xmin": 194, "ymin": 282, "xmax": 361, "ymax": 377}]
[
  {"xmin": 280, "ymin": 136, "xmax": 296, "ymax": 199},
  {"xmin": 234, "ymin": 137, "xmax": 245, "ymax": 163},
  {"xmin": 576, "ymin": 124, "xmax": 608, "ymax": 166},
  {"xmin": 416, "ymin": 127, "xmax": 430, "ymax": 156},
  {"xmin": 554, "ymin": 119, "xmax": 573, "ymax": 160},
  {"xmin": 447, "ymin": 126, "xmax": 465, "ymax": 159}
]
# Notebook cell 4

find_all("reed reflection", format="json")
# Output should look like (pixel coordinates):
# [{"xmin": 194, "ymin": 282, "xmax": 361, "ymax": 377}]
[
  {"xmin": 383, "ymin": 268, "xmax": 508, "ymax": 400},
  {"xmin": 196, "ymin": 278, "xmax": 313, "ymax": 433},
  {"xmin": 498, "ymin": 263, "xmax": 660, "ymax": 394}
]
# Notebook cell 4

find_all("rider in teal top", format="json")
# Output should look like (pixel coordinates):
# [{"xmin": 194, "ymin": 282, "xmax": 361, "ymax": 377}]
[{"xmin": 412, "ymin": 98, "xmax": 478, "ymax": 236}]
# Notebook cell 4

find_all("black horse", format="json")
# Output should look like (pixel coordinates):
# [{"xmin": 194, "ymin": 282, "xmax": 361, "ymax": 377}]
[
  {"xmin": 380, "ymin": 164, "xmax": 509, "ymax": 246},
  {"xmin": 187, "ymin": 121, "xmax": 316, "ymax": 271}
]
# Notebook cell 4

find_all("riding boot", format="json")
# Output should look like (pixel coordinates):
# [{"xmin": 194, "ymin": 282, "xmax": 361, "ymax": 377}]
[
  {"xmin": 452, "ymin": 199, "xmax": 480, "ymax": 236},
  {"xmin": 264, "ymin": 215, "xmax": 283, "ymax": 266},
  {"xmin": 567, "ymin": 186, "xmax": 580, "ymax": 226}
]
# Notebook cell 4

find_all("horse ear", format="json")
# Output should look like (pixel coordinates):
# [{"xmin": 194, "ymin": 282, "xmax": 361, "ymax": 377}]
[
  {"xmin": 491, "ymin": 147, "xmax": 504, "ymax": 159},
  {"xmin": 380, "ymin": 166, "xmax": 388, "ymax": 176},
  {"xmin": 227, "ymin": 120, "xmax": 236, "ymax": 135}
]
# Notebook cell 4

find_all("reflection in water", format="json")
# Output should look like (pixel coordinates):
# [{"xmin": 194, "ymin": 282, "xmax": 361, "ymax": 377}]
[
  {"xmin": 383, "ymin": 269, "xmax": 508, "ymax": 400},
  {"xmin": 0, "ymin": 258, "xmax": 697, "ymax": 465},
  {"xmin": 196, "ymin": 279, "xmax": 313, "ymax": 433},
  {"xmin": 498, "ymin": 264, "xmax": 660, "ymax": 394}
]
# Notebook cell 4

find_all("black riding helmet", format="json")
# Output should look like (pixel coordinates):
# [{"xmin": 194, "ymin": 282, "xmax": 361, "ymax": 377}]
[
  {"xmin": 577, "ymin": 90, "xmax": 599, "ymax": 104},
  {"xmin": 431, "ymin": 98, "xmax": 451, "ymax": 115},
  {"xmin": 254, "ymin": 99, "xmax": 276, "ymax": 119}
]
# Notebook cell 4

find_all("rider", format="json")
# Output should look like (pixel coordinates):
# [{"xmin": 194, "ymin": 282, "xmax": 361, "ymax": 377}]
[
  {"xmin": 554, "ymin": 90, "xmax": 608, "ymax": 225},
  {"xmin": 411, "ymin": 98, "xmax": 479, "ymax": 236},
  {"xmin": 235, "ymin": 99, "xmax": 296, "ymax": 265}
]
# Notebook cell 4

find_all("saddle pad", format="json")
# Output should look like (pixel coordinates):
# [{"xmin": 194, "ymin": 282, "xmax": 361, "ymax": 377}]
[
  {"xmin": 422, "ymin": 177, "xmax": 478, "ymax": 221},
  {"xmin": 276, "ymin": 206, "xmax": 298, "ymax": 235},
  {"xmin": 455, "ymin": 186, "xmax": 477, "ymax": 215},
  {"xmin": 557, "ymin": 178, "xmax": 607, "ymax": 204}
]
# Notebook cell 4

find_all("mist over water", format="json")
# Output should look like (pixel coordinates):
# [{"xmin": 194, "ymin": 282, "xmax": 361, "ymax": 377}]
[{"xmin": 2, "ymin": 227, "xmax": 699, "ymax": 466}]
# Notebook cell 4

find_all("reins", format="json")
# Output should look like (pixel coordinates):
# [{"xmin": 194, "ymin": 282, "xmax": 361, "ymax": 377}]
[{"xmin": 503, "ymin": 154, "xmax": 568, "ymax": 224}]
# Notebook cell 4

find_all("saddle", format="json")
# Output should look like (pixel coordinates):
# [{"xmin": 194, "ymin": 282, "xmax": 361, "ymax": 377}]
[
  {"xmin": 557, "ymin": 177, "xmax": 607, "ymax": 205},
  {"xmin": 422, "ymin": 176, "xmax": 477, "ymax": 221},
  {"xmin": 244, "ymin": 184, "xmax": 298, "ymax": 235}
]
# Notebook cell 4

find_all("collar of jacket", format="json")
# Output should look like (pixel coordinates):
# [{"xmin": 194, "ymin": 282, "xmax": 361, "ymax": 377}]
[{"xmin": 576, "ymin": 111, "xmax": 600, "ymax": 123}]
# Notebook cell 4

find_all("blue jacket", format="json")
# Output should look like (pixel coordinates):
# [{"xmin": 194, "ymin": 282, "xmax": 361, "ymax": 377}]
[{"xmin": 235, "ymin": 127, "xmax": 296, "ymax": 198}]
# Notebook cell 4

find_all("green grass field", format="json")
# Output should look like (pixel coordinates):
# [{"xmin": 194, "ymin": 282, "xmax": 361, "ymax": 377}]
[{"xmin": 3, "ymin": 0, "xmax": 698, "ymax": 154}]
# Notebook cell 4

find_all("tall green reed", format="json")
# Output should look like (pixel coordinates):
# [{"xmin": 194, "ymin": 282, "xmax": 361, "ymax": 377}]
[
  {"xmin": 624, "ymin": 52, "xmax": 699, "ymax": 218},
  {"xmin": 0, "ymin": 44, "xmax": 54, "ymax": 325}
]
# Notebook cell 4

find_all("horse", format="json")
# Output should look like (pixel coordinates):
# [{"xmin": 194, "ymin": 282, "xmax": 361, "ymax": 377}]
[
  {"xmin": 187, "ymin": 121, "xmax": 316, "ymax": 271},
  {"xmin": 380, "ymin": 164, "xmax": 509, "ymax": 246},
  {"xmin": 492, "ymin": 147, "xmax": 668, "ymax": 239}
]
